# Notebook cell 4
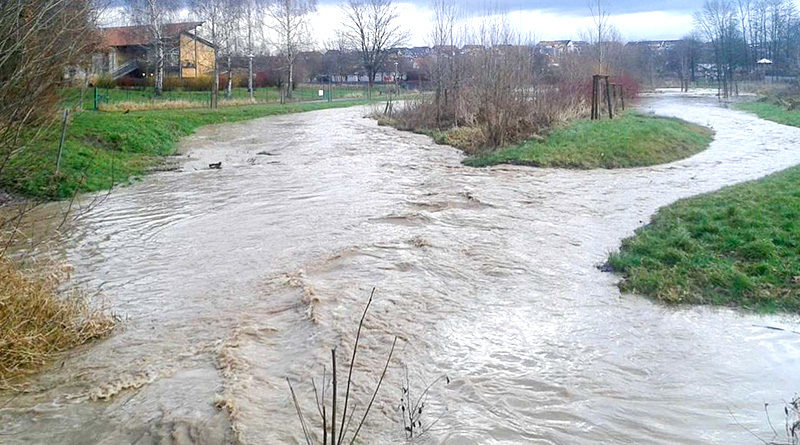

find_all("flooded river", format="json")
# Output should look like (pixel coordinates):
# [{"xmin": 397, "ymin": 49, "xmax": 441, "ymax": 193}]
[{"xmin": 2, "ymin": 92, "xmax": 800, "ymax": 444}]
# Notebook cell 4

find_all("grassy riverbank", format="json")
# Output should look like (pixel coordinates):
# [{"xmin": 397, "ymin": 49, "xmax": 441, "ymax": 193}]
[
  {"xmin": 464, "ymin": 112, "xmax": 714, "ymax": 168},
  {"xmin": 608, "ymin": 165, "xmax": 800, "ymax": 313},
  {"xmin": 1, "ymin": 99, "xmax": 373, "ymax": 199},
  {"xmin": 735, "ymin": 100, "xmax": 800, "ymax": 128},
  {"xmin": 60, "ymin": 85, "xmax": 394, "ymax": 110}
]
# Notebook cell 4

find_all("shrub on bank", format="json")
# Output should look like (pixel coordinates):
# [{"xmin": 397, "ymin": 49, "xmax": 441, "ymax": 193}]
[
  {"xmin": 163, "ymin": 76, "xmax": 213, "ymax": 91},
  {"xmin": 93, "ymin": 75, "xmax": 116, "ymax": 89},
  {"xmin": 0, "ymin": 258, "xmax": 115, "ymax": 385}
]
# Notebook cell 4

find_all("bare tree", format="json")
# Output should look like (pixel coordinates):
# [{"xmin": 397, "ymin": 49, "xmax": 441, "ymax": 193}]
[
  {"xmin": 430, "ymin": 0, "xmax": 458, "ymax": 127},
  {"xmin": 0, "ymin": 0, "xmax": 101, "ymax": 182},
  {"xmin": 673, "ymin": 33, "xmax": 703, "ymax": 91},
  {"xmin": 584, "ymin": 0, "xmax": 621, "ymax": 74},
  {"xmin": 240, "ymin": 0, "xmax": 267, "ymax": 99},
  {"xmin": 737, "ymin": 0, "xmax": 753, "ymax": 68},
  {"xmin": 192, "ymin": 0, "xmax": 229, "ymax": 107},
  {"xmin": 266, "ymin": 0, "xmax": 316, "ymax": 99},
  {"xmin": 695, "ymin": 0, "xmax": 740, "ymax": 97},
  {"xmin": 221, "ymin": 0, "xmax": 242, "ymax": 98},
  {"xmin": 340, "ymin": 0, "xmax": 408, "ymax": 96},
  {"xmin": 322, "ymin": 36, "xmax": 354, "ymax": 83},
  {"xmin": 126, "ymin": 0, "xmax": 180, "ymax": 95}
]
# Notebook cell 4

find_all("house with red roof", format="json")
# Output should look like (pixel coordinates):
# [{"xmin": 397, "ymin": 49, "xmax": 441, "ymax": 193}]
[{"xmin": 95, "ymin": 22, "xmax": 215, "ymax": 79}]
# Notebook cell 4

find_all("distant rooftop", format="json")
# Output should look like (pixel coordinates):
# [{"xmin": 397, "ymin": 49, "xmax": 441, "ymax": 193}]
[{"xmin": 101, "ymin": 22, "xmax": 204, "ymax": 47}]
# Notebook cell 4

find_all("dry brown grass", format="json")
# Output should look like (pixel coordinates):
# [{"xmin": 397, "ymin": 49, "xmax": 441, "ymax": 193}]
[
  {"xmin": 0, "ymin": 258, "xmax": 115, "ymax": 387},
  {"xmin": 98, "ymin": 98, "xmax": 258, "ymax": 112}
]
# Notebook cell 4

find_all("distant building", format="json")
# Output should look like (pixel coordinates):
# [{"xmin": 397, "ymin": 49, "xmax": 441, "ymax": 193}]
[
  {"xmin": 461, "ymin": 45, "xmax": 485, "ymax": 55},
  {"xmin": 536, "ymin": 40, "xmax": 584, "ymax": 65},
  {"xmin": 94, "ymin": 22, "xmax": 215, "ymax": 79},
  {"xmin": 625, "ymin": 40, "xmax": 681, "ymax": 55},
  {"xmin": 407, "ymin": 47, "xmax": 433, "ymax": 58}
]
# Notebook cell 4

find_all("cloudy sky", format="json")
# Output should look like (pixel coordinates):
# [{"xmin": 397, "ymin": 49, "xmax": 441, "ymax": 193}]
[
  {"xmin": 308, "ymin": 0, "xmax": 708, "ymax": 47},
  {"xmin": 103, "ymin": 0, "xmax": 800, "ymax": 49}
]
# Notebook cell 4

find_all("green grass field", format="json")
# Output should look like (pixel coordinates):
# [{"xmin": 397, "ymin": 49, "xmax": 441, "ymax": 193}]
[
  {"xmin": 464, "ymin": 112, "xmax": 714, "ymax": 169},
  {"xmin": 735, "ymin": 100, "xmax": 800, "ymax": 128},
  {"xmin": 1, "ymin": 99, "xmax": 376, "ymax": 199},
  {"xmin": 608, "ymin": 165, "xmax": 800, "ymax": 313}
]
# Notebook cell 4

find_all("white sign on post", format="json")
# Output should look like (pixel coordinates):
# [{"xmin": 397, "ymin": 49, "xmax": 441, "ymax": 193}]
[{"xmin": 318, "ymin": 89, "xmax": 324, "ymax": 98}]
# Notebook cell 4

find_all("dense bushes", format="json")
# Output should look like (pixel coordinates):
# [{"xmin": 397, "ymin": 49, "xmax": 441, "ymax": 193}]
[
  {"xmin": 385, "ymin": 40, "xmax": 640, "ymax": 154},
  {"xmin": 114, "ymin": 76, "xmax": 152, "ymax": 88},
  {"xmin": 166, "ymin": 76, "xmax": 213, "ymax": 91},
  {"xmin": 93, "ymin": 75, "xmax": 116, "ymax": 89},
  {"xmin": 386, "ymin": 44, "xmax": 590, "ymax": 152},
  {"xmin": 114, "ymin": 76, "xmax": 215, "ymax": 91}
]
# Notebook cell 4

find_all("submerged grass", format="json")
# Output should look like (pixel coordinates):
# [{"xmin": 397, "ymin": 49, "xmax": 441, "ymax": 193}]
[
  {"xmin": 464, "ymin": 112, "xmax": 714, "ymax": 169},
  {"xmin": 608, "ymin": 165, "xmax": 800, "ymax": 313},
  {"xmin": 1, "ymin": 99, "xmax": 373, "ymax": 200},
  {"xmin": 0, "ymin": 258, "xmax": 115, "ymax": 386}
]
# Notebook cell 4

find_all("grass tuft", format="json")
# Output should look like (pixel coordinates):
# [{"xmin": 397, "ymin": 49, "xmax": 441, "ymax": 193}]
[
  {"xmin": 464, "ymin": 112, "xmax": 714, "ymax": 169},
  {"xmin": 0, "ymin": 258, "xmax": 115, "ymax": 386}
]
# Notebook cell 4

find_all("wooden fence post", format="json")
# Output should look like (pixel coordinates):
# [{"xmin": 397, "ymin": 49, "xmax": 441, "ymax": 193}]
[
  {"xmin": 591, "ymin": 75, "xmax": 599, "ymax": 120},
  {"xmin": 604, "ymin": 76, "xmax": 613, "ymax": 119},
  {"xmin": 56, "ymin": 109, "xmax": 69, "ymax": 175},
  {"xmin": 610, "ymin": 83, "xmax": 617, "ymax": 115}
]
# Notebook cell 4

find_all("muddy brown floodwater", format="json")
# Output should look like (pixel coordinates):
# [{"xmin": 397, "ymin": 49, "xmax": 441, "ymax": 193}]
[{"xmin": 2, "ymin": 91, "xmax": 800, "ymax": 444}]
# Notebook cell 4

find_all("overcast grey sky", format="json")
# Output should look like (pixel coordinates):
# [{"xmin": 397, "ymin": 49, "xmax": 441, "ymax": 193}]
[
  {"xmin": 308, "ymin": 0, "xmax": 709, "ymax": 46},
  {"xmin": 319, "ymin": 0, "xmax": 706, "ymax": 15},
  {"xmin": 102, "ymin": 0, "xmax": 800, "ymax": 49}
]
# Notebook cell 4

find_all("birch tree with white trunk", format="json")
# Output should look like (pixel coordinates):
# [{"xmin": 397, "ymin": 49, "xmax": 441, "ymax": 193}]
[
  {"xmin": 221, "ymin": 0, "xmax": 242, "ymax": 98},
  {"xmin": 126, "ymin": 0, "xmax": 180, "ymax": 96},
  {"xmin": 241, "ymin": 0, "xmax": 267, "ymax": 99}
]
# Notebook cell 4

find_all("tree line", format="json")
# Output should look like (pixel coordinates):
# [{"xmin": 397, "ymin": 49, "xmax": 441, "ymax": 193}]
[
  {"xmin": 124, "ymin": 0, "xmax": 406, "ymax": 103},
  {"xmin": 694, "ymin": 0, "xmax": 800, "ymax": 96}
]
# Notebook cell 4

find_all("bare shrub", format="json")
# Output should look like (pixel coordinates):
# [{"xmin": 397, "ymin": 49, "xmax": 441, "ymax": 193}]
[
  {"xmin": 0, "ymin": 0, "xmax": 100, "ymax": 181},
  {"xmin": 398, "ymin": 367, "xmax": 449, "ymax": 440},
  {"xmin": 387, "ymin": 13, "xmax": 588, "ymax": 152},
  {"xmin": 287, "ymin": 289, "xmax": 398, "ymax": 444},
  {"xmin": 0, "ymin": 0, "xmax": 116, "ymax": 386}
]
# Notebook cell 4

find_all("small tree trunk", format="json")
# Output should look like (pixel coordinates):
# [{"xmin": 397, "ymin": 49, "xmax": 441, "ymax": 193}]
[
  {"xmin": 248, "ymin": 57, "xmax": 254, "ymax": 100},
  {"xmin": 247, "ymin": 10, "xmax": 254, "ymax": 101},
  {"xmin": 226, "ymin": 55, "xmax": 232, "ymax": 99},
  {"xmin": 287, "ymin": 59, "xmax": 294, "ymax": 99},
  {"xmin": 212, "ymin": 50, "xmax": 219, "ymax": 108},
  {"xmin": 79, "ymin": 67, "xmax": 90, "ymax": 109},
  {"xmin": 368, "ymin": 72, "xmax": 375, "ymax": 99},
  {"xmin": 155, "ymin": 41, "xmax": 164, "ymax": 96}
]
